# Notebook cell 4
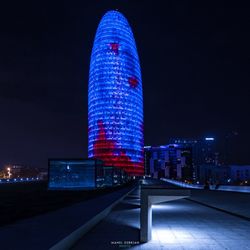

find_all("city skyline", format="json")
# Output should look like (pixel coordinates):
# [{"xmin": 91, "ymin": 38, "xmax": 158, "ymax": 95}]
[{"xmin": 0, "ymin": 1, "xmax": 249, "ymax": 167}]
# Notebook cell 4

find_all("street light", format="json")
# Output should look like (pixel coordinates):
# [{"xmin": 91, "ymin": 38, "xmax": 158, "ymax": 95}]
[
  {"xmin": 205, "ymin": 137, "xmax": 215, "ymax": 141},
  {"xmin": 6, "ymin": 167, "xmax": 11, "ymax": 179}
]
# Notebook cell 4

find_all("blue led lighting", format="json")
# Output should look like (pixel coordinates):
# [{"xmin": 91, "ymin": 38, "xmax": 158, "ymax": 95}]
[{"xmin": 88, "ymin": 10, "xmax": 144, "ymax": 175}]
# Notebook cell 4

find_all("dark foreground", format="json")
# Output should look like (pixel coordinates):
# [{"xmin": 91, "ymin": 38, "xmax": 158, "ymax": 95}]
[{"xmin": 0, "ymin": 181, "xmax": 135, "ymax": 226}]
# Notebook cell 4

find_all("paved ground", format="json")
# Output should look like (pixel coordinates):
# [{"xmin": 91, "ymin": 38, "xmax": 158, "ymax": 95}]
[
  {"xmin": 188, "ymin": 189, "xmax": 250, "ymax": 219},
  {"xmin": 72, "ymin": 188, "xmax": 250, "ymax": 250}
]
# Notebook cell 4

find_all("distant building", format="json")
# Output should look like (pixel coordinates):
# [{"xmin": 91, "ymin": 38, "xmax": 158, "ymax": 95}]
[
  {"xmin": 88, "ymin": 10, "xmax": 144, "ymax": 176},
  {"xmin": 198, "ymin": 164, "xmax": 229, "ymax": 185},
  {"xmin": 170, "ymin": 137, "xmax": 220, "ymax": 181},
  {"xmin": 144, "ymin": 144, "xmax": 193, "ymax": 181},
  {"xmin": 229, "ymin": 165, "xmax": 250, "ymax": 184},
  {"xmin": 197, "ymin": 165, "xmax": 250, "ymax": 185},
  {"xmin": 170, "ymin": 137, "xmax": 219, "ymax": 166},
  {"xmin": 144, "ymin": 146, "xmax": 167, "ymax": 178},
  {"xmin": 200, "ymin": 137, "xmax": 218, "ymax": 165},
  {"xmin": 48, "ymin": 159, "xmax": 129, "ymax": 190}
]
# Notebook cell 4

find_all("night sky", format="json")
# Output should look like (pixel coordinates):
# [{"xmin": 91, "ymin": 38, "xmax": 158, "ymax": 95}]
[{"xmin": 0, "ymin": 1, "xmax": 249, "ymax": 168}]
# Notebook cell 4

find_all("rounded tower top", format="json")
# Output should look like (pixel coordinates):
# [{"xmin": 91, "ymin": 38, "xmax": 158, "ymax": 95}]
[{"xmin": 91, "ymin": 10, "xmax": 140, "ymax": 62}]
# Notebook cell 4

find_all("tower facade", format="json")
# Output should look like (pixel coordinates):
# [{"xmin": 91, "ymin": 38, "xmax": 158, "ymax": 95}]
[{"xmin": 88, "ymin": 10, "xmax": 144, "ymax": 176}]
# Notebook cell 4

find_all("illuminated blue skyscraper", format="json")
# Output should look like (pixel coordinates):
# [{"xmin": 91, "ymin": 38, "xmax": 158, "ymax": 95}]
[{"xmin": 88, "ymin": 10, "xmax": 144, "ymax": 176}]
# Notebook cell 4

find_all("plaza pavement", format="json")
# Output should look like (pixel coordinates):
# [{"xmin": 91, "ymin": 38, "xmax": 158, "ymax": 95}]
[
  {"xmin": 71, "ymin": 188, "xmax": 250, "ymax": 250},
  {"xmin": 187, "ymin": 189, "xmax": 250, "ymax": 219}
]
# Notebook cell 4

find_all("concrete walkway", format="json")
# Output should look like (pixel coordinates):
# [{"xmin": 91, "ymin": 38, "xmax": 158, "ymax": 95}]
[
  {"xmin": 187, "ymin": 189, "xmax": 250, "ymax": 219},
  {"xmin": 72, "ymin": 188, "xmax": 250, "ymax": 250}
]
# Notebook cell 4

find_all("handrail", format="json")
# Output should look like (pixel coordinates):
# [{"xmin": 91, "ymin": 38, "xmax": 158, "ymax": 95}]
[{"xmin": 161, "ymin": 178, "xmax": 250, "ymax": 193}]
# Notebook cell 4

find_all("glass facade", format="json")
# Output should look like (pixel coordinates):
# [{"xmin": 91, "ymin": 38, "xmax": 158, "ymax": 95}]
[
  {"xmin": 48, "ymin": 159, "xmax": 128, "ymax": 190},
  {"xmin": 88, "ymin": 10, "xmax": 144, "ymax": 176}
]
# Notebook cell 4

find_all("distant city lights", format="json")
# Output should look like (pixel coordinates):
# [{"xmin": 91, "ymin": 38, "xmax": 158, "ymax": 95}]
[{"xmin": 205, "ymin": 137, "xmax": 215, "ymax": 141}]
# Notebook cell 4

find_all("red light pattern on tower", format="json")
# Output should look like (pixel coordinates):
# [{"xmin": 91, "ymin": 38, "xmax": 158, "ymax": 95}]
[
  {"xmin": 128, "ymin": 76, "xmax": 138, "ymax": 88},
  {"xmin": 93, "ymin": 120, "xmax": 144, "ymax": 175},
  {"xmin": 110, "ymin": 43, "xmax": 119, "ymax": 54},
  {"xmin": 88, "ymin": 11, "xmax": 144, "ymax": 176}
]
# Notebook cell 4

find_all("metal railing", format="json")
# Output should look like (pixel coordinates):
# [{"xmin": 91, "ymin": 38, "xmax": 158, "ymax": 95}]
[{"xmin": 161, "ymin": 178, "xmax": 250, "ymax": 193}]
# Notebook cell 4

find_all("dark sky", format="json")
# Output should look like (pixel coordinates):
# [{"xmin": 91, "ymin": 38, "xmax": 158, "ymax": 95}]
[{"xmin": 0, "ymin": 0, "xmax": 249, "ymax": 168}]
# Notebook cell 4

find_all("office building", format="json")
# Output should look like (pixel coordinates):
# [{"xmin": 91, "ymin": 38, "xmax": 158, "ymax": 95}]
[
  {"xmin": 144, "ymin": 144, "xmax": 193, "ymax": 180},
  {"xmin": 88, "ymin": 11, "xmax": 144, "ymax": 176}
]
